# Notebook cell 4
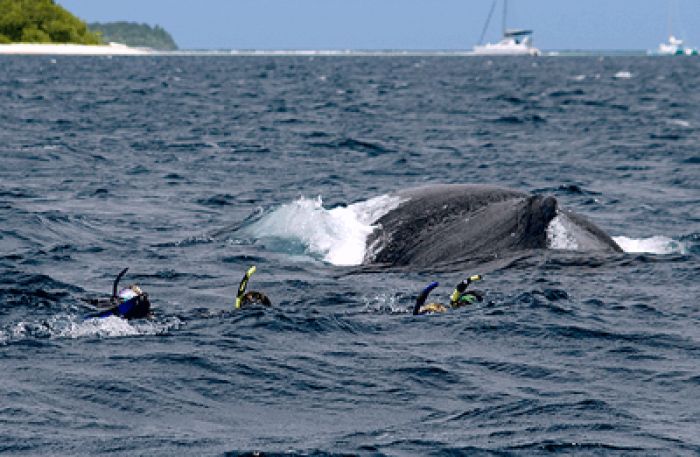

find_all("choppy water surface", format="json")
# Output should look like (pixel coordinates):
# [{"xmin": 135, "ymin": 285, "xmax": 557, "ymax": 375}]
[{"xmin": 1, "ymin": 55, "xmax": 699, "ymax": 456}]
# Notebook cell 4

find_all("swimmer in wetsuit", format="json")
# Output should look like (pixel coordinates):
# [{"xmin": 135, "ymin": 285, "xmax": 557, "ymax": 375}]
[
  {"xmin": 449, "ymin": 275, "xmax": 485, "ymax": 309},
  {"xmin": 235, "ymin": 266, "xmax": 272, "ymax": 309},
  {"xmin": 413, "ymin": 275, "xmax": 484, "ymax": 315},
  {"xmin": 83, "ymin": 268, "xmax": 152, "ymax": 319}
]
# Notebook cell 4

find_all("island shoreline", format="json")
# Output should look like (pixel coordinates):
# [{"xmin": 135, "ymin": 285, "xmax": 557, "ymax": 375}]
[{"xmin": 0, "ymin": 42, "xmax": 151, "ymax": 55}]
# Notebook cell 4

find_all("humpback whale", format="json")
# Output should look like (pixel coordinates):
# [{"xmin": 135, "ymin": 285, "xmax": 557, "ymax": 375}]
[{"xmin": 364, "ymin": 184, "xmax": 621, "ymax": 269}]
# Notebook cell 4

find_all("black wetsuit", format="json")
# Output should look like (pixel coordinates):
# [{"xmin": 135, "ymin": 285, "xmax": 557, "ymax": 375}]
[{"xmin": 84, "ymin": 294, "xmax": 151, "ymax": 319}]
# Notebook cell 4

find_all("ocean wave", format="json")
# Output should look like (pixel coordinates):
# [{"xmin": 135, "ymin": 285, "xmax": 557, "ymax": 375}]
[{"xmin": 2, "ymin": 56, "xmax": 698, "ymax": 455}]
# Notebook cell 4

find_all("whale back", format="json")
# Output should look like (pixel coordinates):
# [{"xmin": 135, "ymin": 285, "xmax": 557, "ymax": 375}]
[{"xmin": 364, "ymin": 184, "xmax": 619, "ymax": 268}]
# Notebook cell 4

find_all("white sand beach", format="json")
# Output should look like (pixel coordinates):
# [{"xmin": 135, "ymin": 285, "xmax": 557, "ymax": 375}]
[{"xmin": 0, "ymin": 42, "xmax": 151, "ymax": 55}]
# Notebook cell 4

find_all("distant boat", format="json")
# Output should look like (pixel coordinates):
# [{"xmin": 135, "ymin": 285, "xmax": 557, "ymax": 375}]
[
  {"xmin": 657, "ymin": 35, "xmax": 698, "ymax": 56},
  {"xmin": 473, "ymin": 0, "xmax": 540, "ymax": 56},
  {"xmin": 656, "ymin": 1, "xmax": 698, "ymax": 55}
]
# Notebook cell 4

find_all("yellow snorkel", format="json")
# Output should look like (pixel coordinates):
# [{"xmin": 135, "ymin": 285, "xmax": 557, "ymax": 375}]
[
  {"xmin": 450, "ymin": 274, "xmax": 482, "ymax": 304},
  {"xmin": 235, "ymin": 266, "xmax": 257, "ymax": 309}
]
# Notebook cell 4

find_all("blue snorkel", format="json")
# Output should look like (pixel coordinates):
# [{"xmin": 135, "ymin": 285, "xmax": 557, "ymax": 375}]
[
  {"xmin": 413, "ymin": 281, "xmax": 439, "ymax": 315},
  {"xmin": 423, "ymin": 281, "xmax": 440, "ymax": 295}
]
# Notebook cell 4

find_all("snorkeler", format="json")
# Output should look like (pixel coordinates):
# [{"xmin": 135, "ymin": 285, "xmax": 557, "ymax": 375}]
[
  {"xmin": 413, "ymin": 275, "xmax": 484, "ymax": 315},
  {"xmin": 235, "ymin": 266, "xmax": 272, "ymax": 308},
  {"xmin": 83, "ymin": 268, "xmax": 152, "ymax": 319}
]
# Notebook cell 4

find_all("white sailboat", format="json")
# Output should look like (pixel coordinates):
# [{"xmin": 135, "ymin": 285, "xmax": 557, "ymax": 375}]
[
  {"xmin": 473, "ymin": 0, "xmax": 540, "ymax": 56},
  {"xmin": 656, "ymin": 1, "xmax": 698, "ymax": 55},
  {"xmin": 658, "ymin": 35, "xmax": 688, "ymax": 55}
]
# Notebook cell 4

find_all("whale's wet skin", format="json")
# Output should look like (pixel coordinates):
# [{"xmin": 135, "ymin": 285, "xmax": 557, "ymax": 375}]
[
  {"xmin": 362, "ymin": 184, "xmax": 621, "ymax": 270},
  {"xmin": 1, "ymin": 56, "xmax": 699, "ymax": 455}
]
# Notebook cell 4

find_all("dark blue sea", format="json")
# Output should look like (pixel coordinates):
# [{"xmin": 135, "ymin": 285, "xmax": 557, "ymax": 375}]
[{"xmin": 1, "ymin": 55, "xmax": 699, "ymax": 456}]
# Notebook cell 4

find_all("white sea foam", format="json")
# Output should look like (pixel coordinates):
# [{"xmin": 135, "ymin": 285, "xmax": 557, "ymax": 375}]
[
  {"xmin": 244, "ymin": 195, "xmax": 402, "ymax": 266},
  {"xmin": 547, "ymin": 215, "xmax": 684, "ymax": 255},
  {"xmin": 614, "ymin": 71, "xmax": 633, "ymax": 79},
  {"xmin": 59, "ymin": 315, "xmax": 180, "ymax": 339},
  {"xmin": 613, "ymin": 236, "xmax": 686, "ymax": 255},
  {"xmin": 546, "ymin": 215, "xmax": 579, "ymax": 250},
  {"xmin": 363, "ymin": 294, "xmax": 408, "ymax": 314},
  {"xmin": 0, "ymin": 314, "xmax": 181, "ymax": 345},
  {"xmin": 668, "ymin": 119, "xmax": 691, "ymax": 128}
]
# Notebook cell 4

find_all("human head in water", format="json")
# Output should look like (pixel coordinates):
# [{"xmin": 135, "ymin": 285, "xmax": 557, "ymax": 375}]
[
  {"xmin": 83, "ymin": 267, "xmax": 152, "ymax": 320},
  {"xmin": 235, "ymin": 266, "xmax": 272, "ymax": 309},
  {"xmin": 241, "ymin": 290, "xmax": 271, "ymax": 307},
  {"xmin": 449, "ymin": 275, "xmax": 484, "ymax": 308},
  {"xmin": 413, "ymin": 275, "xmax": 483, "ymax": 315}
]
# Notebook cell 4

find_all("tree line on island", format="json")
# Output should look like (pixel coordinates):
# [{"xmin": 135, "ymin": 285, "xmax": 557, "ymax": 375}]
[
  {"xmin": 89, "ymin": 22, "xmax": 177, "ymax": 50},
  {"xmin": 0, "ymin": 0, "xmax": 99, "ymax": 44},
  {"xmin": 0, "ymin": 0, "xmax": 177, "ymax": 50}
]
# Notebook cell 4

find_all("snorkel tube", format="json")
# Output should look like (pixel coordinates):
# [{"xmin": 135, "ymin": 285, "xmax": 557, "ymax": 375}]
[
  {"xmin": 413, "ymin": 281, "xmax": 440, "ymax": 315},
  {"xmin": 449, "ymin": 274, "xmax": 483, "ymax": 305},
  {"xmin": 84, "ymin": 267, "xmax": 151, "ymax": 320},
  {"xmin": 235, "ymin": 266, "xmax": 257, "ymax": 309},
  {"xmin": 112, "ymin": 267, "xmax": 129, "ymax": 302}
]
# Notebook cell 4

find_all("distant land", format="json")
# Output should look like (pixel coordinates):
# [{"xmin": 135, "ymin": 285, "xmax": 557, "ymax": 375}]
[
  {"xmin": 0, "ymin": 0, "xmax": 100, "ymax": 44},
  {"xmin": 89, "ymin": 22, "xmax": 178, "ymax": 50}
]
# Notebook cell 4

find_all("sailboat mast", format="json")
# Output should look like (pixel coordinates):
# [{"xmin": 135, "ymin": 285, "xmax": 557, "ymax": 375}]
[
  {"xmin": 478, "ymin": 0, "xmax": 497, "ymax": 45},
  {"xmin": 502, "ymin": 0, "xmax": 508, "ymax": 36}
]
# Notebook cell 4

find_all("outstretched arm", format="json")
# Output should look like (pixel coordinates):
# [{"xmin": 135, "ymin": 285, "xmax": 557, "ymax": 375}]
[{"xmin": 413, "ymin": 281, "xmax": 439, "ymax": 315}]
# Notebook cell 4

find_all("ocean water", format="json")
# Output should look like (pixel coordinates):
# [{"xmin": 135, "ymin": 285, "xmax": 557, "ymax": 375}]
[{"xmin": 0, "ymin": 55, "xmax": 699, "ymax": 456}]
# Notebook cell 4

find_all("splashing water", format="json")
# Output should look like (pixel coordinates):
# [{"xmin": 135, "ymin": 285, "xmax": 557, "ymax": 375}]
[
  {"xmin": 546, "ymin": 215, "xmax": 580, "ymax": 250},
  {"xmin": 0, "ymin": 314, "xmax": 182, "ymax": 345},
  {"xmin": 613, "ymin": 235, "xmax": 687, "ymax": 255},
  {"xmin": 548, "ymin": 215, "xmax": 685, "ymax": 254},
  {"xmin": 363, "ymin": 293, "xmax": 409, "ymax": 314},
  {"xmin": 243, "ymin": 195, "xmax": 402, "ymax": 266}
]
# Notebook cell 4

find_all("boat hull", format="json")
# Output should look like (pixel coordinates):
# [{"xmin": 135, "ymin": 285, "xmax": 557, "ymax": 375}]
[{"xmin": 472, "ymin": 43, "xmax": 540, "ymax": 56}]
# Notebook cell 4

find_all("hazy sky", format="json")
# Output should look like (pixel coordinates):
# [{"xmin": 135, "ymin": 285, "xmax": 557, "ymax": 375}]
[{"xmin": 59, "ymin": 0, "xmax": 700, "ymax": 50}]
